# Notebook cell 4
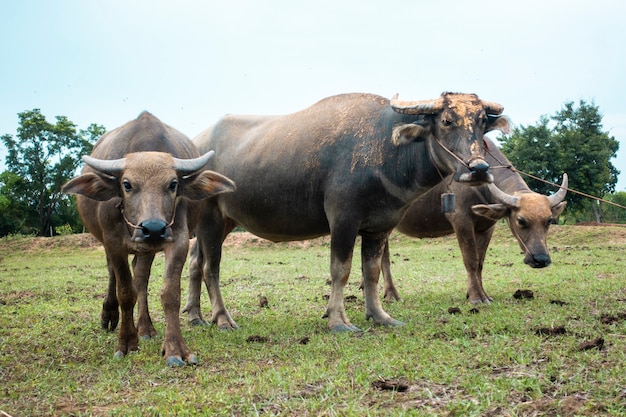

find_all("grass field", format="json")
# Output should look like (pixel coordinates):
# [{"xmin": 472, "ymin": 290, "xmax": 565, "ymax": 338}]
[{"xmin": 1, "ymin": 222, "xmax": 626, "ymax": 416}]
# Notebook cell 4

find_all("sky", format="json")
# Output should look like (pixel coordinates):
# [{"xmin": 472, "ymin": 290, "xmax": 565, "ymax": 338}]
[{"xmin": 1, "ymin": 0, "xmax": 625, "ymax": 191}]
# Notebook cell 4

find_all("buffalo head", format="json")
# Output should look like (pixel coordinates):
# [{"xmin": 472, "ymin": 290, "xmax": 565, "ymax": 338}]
[
  {"xmin": 471, "ymin": 174, "xmax": 568, "ymax": 268},
  {"xmin": 390, "ymin": 92, "xmax": 510, "ymax": 185},
  {"xmin": 62, "ymin": 150, "xmax": 236, "ymax": 244}
]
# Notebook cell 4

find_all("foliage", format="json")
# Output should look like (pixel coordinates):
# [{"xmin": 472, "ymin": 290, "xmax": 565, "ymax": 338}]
[
  {"xmin": 0, "ymin": 109, "xmax": 105, "ymax": 236},
  {"xmin": 1, "ymin": 225, "xmax": 626, "ymax": 416},
  {"xmin": 603, "ymin": 191, "xmax": 626, "ymax": 224},
  {"xmin": 500, "ymin": 100, "xmax": 620, "ymax": 219}
]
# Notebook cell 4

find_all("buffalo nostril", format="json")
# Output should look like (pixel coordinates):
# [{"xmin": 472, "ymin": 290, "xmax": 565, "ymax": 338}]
[
  {"xmin": 469, "ymin": 158, "xmax": 489, "ymax": 173},
  {"xmin": 139, "ymin": 219, "xmax": 168, "ymax": 241},
  {"xmin": 532, "ymin": 254, "xmax": 551, "ymax": 268}
]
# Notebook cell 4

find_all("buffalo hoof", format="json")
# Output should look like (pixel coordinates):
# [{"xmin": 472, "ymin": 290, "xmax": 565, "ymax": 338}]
[
  {"xmin": 387, "ymin": 319, "xmax": 406, "ymax": 327},
  {"xmin": 469, "ymin": 298, "xmax": 492, "ymax": 305},
  {"xmin": 330, "ymin": 323, "xmax": 362, "ymax": 332},
  {"xmin": 189, "ymin": 318, "xmax": 208, "ymax": 326},
  {"xmin": 140, "ymin": 334, "xmax": 152, "ymax": 341},
  {"xmin": 166, "ymin": 356, "xmax": 185, "ymax": 367},
  {"xmin": 113, "ymin": 350, "xmax": 125, "ymax": 360}
]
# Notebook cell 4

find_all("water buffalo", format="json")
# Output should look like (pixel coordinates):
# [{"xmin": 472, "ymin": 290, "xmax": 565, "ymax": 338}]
[
  {"xmin": 377, "ymin": 138, "xmax": 567, "ymax": 303},
  {"xmin": 183, "ymin": 92, "xmax": 510, "ymax": 332},
  {"xmin": 62, "ymin": 112, "xmax": 235, "ymax": 366}
]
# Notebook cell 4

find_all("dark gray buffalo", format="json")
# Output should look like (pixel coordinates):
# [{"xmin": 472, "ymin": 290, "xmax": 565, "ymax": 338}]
[
  {"xmin": 62, "ymin": 112, "xmax": 235, "ymax": 366},
  {"xmin": 183, "ymin": 92, "xmax": 510, "ymax": 332},
  {"xmin": 378, "ymin": 138, "xmax": 567, "ymax": 303}
]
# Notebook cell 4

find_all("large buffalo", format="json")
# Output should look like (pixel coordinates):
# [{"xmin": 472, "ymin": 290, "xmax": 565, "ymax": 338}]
[
  {"xmin": 62, "ymin": 112, "xmax": 235, "ymax": 366},
  {"xmin": 377, "ymin": 138, "xmax": 567, "ymax": 303},
  {"xmin": 183, "ymin": 92, "xmax": 510, "ymax": 332}
]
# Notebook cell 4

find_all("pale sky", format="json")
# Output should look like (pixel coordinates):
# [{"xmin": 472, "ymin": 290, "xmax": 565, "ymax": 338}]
[{"xmin": 1, "ymin": 0, "xmax": 625, "ymax": 191}]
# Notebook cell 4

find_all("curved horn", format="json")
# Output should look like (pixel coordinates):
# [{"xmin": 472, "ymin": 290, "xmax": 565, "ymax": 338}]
[
  {"xmin": 390, "ymin": 94, "xmax": 444, "ymax": 115},
  {"xmin": 547, "ymin": 173, "xmax": 568, "ymax": 206},
  {"xmin": 487, "ymin": 182, "xmax": 520, "ymax": 208},
  {"xmin": 173, "ymin": 150, "xmax": 215, "ymax": 175},
  {"xmin": 83, "ymin": 155, "xmax": 126, "ymax": 173},
  {"xmin": 480, "ymin": 100, "xmax": 504, "ymax": 116}
]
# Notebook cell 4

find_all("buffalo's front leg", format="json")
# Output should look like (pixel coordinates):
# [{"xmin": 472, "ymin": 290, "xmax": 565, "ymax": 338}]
[
  {"xmin": 455, "ymin": 224, "xmax": 494, "ymax": 304},
  {"xmin": 362, "ymin": 236, "xmax": 405, "ymax": 327},
  {"xmin": 109, "ymin": 254, "xmax": 139, "ymax": 359},
  {"xmin": 161, "ymin": 241, "xmax": 197, "ymax": 367},
  {"xmin": 323, "ymin": 228, "xmax": 360, "ymax": 332},
  {"xmin": 133, "ymin": 254, "xmax": 157, "ymax": 339}
]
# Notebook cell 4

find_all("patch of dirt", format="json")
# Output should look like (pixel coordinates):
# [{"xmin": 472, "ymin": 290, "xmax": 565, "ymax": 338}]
[{"xmin": 222, "ymin": 231, "xmax": 330, "ymax": 248}]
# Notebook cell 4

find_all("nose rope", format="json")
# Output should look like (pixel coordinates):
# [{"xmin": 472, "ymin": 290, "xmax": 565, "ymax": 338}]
[
  {"xmin": 508, "ymin": 219, "xmax": 534, "ymax": 258},
  {"xmin": 117, "ymin": 202, "xmax": 177, "ymax": 238},
  {"xmin": 432, "ymin": 135, "xmax": 473, "ymax": 169}
]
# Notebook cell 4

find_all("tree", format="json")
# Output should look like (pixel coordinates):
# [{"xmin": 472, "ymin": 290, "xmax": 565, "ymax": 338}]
[
  {"xmin": 1, "ymin": 109, "xmax": 105, "ymax": 236},
  {"xmin": 603, "ymin": 192, "xmax": 626, "ymax": 224},
  {"xmin": 500, "ymin": 100, "xmax": 620, "ymax": 221}
]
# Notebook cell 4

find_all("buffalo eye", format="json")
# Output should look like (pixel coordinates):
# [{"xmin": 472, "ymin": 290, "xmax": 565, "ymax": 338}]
[
  {"xmin": 442, "ymin": 118, "xmax": 453, "ymax": 127},
  {"xmin": 123, "ymin": 180, "xmax": 132, "ymax": 192},
  {"xmin": 517, "ymin": 217, "xmax": 528, "ymax": 229},
  {"xmin": 168, "ymin": 179, "xmax": 178, "ymax": 192},
  {"xmin": 547, "ymin": 217, "xmax": 557, "ymax": 226}
]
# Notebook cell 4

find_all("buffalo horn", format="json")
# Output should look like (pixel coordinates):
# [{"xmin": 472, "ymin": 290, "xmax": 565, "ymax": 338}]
[
  {"xmin": 480, "ymin": 100, "xmax": 504, "ymax": 116},
  {"xmin": 173, "ymin": 150, "xmax": 215, "ymax": 175},
  {"xmin": 487, "ymin": 183, "xmax": 520, "ymax": 208},
  {"xmin": 390, "ymin": 94, "xmax": 444, "ymax": 115},
  {"xmin": 83, "ymin": 155, "xmax": 126, "ymax": 173},
  {"xmin": 547, "ymin": 173, "xmax": 568, "ymax": 207}
]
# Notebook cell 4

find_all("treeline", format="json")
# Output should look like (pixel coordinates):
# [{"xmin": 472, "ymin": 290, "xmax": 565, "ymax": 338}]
[{"xmin": 0, "ymin": 101, "xmax": 623, "ymax": 237}]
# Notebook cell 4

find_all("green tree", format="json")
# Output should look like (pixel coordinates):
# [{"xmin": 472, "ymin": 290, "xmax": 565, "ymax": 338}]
[
  {"xmin": 500, "ymin": 100, "xmax": 620, "ymax": 221},
  {"xmin": 1, "ymin": 109, "xmax": 105, "ymax": 236},
  {"xmin": 603, "ymin": 192, "xmax": 626, "ymax": 224}
]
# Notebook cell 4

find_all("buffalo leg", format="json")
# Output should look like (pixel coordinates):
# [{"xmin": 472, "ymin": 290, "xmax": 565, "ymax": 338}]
[
  {"xmin": 101, "ymin": 254, "xmax": 119, "ymax": 331},
  {"xmin": 359, "ymin": 239, "xmax": 402, "ymax": 301},
  {"xmin": 108, "ymin": 252, "xmax": 139, "ymax": 359},
  {"xmin": 190, "ymin": 213, "xmax": 238, "ymax": 330},
  {"xmin": 454, "ymin": 224, "xmax": 492, "ymax": 304},
  {"xmin": 380, "ymin": 240, "xmax": 402, "ymax": 301},
  {"xmin": 362, "ymin": 235, "xmax": 405, "ymax": 326},
  {"xmin": 161, "ymin": 236, "xmax": 196, "ymax": 366},
  {"xmin": 472, "ymin": 226, "xmax": 495, "ymax": 303},
  {"xmin": 182, "ymin": 239, "xmax": 207, "ymax": 325},
  {"xmin": 324, "ymin": 224, "xmax": 360, "ymax": 332},
  {"xmin": 133, "ymin": 254, "xmax": 157, "ymax": 339}
]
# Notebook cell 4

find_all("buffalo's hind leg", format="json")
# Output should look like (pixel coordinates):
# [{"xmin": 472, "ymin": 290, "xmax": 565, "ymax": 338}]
[
  {"xmin": 380, "ymin": 239, "xmax": 402, "ymax": 301},
  {"xmin": 183, "ymin": 239, "xmax": 207, "ymax": 326},
  {"xmin": 101, "ymin": 254, "xmax": 119, "ymax": 332}
]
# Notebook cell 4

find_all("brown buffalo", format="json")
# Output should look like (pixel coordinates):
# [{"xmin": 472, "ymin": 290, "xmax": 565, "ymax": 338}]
[
  {"xmin": 377, "ymin": 138, "xmax": 567, "ymax": 303},
  {"xmin": 62, "ymin": 112, "xmax": 235, "ymax": 366},
  {"xmin": 183, "ymin": 92, "xmax": 510, "ymax": 332}
]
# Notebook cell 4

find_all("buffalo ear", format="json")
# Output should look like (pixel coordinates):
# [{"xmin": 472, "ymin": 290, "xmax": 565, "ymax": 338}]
[
  {"xmin": 182, "ymin": 170, "xmax": 236, "ymax": 200},
  {"xmin": 551, "ymin": 201, "xmax": 567, "ymax": 220},
  {"xmin": 485, "ymin": 116, "xmax": 511, "ymax": 134},
  {"xmin": 62, "ymin": 172, "xmax": 119, "ymax": 201},
  {"xmin": 471, "ymin": 203, "xmax": 509, "ymax": 220},
  {"xmin": 391, "ymin": 122, "xmax": 430, "ymax": 145}
]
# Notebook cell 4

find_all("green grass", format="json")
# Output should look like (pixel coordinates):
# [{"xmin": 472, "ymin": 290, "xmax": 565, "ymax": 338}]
[{"xmin": 1, "ymin": 223, "xmax": 626, "ymax": 416}]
